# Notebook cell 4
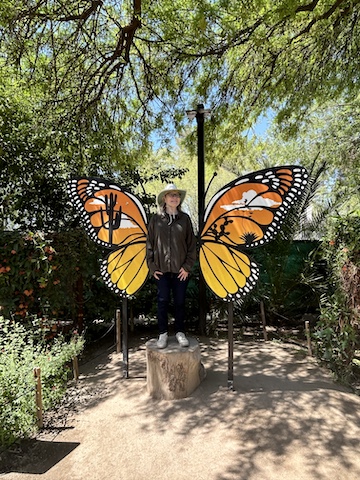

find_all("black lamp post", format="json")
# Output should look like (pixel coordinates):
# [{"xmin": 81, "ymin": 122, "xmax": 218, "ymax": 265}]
[{"xmin": 186, "ymin": 104, "xmax": 211, "ymax": 334}]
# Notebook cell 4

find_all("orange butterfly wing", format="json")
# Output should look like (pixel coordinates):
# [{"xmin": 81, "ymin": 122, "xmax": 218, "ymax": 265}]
[
  {"xmin": 200, "ymin": 166, "xmax": 308, "ymax": 301},
  {"xmin": 68, "ymin": 177, "xmax": 149, "ymax": 297}
]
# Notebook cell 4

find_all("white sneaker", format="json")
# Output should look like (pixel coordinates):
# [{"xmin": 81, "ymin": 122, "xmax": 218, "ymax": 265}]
[
  {"xmin": 157, "ymin": 332, "xmax": 168, "ymax": 349},
  {"xmin": 176, "ymin": 332, "xmax": 189, "ymax": 347}
]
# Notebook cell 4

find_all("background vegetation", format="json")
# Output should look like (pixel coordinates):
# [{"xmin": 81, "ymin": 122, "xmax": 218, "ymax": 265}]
[
  {"xmin": 314, "ymin": 216, "xmax": 360, "ymax": 384},
  {"xmin": 1, "ymin": 0, "xmax": 360, "ymax": 445}
]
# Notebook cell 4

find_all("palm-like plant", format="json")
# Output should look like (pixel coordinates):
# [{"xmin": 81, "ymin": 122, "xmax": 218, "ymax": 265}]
[{"xmin": 246, "ymin": 160, "xmax": 329, "ymax": 324}]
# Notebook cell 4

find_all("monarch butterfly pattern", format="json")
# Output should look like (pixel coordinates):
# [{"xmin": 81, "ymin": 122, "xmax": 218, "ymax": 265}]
[
  {"xmin": 199, "ymin": 166, "xmax": 308, "ymax": 301},
  {"xmin": 68, "ymin": 177, "xmax": 149, "ymax": 297},
  {"xmin": 68, "ymin": 166, "xmax": 308, "ymax": 301}
]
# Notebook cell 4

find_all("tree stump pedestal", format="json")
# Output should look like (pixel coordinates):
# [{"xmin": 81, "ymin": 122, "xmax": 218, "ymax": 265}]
[{"xmin": 146, "ymin": 337, "xmax": 205, "ymax": 400}]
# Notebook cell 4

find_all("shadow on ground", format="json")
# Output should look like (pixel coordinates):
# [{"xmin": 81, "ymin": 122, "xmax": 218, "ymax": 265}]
[
  {"xmin": 0, "ymin": 439, "xmax": 79, "ymax": 475},
  {"xmin": 2, "ymin": 335, "xmax": 360, "ymax": 480}
]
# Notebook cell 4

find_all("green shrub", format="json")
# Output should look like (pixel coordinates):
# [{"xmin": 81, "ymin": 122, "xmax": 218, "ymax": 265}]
[
  {"xmin": 314, "ymin": 296, "xmax": 357, "ymax": 382},
  {"xmin": 0, "ymin": 229, "xmax": 120, "ymax": 327},
  {"xmin": 314, "ymin": 215, "xmax": 360, "ymax": 383},
  {"xmin": 0, "ymin": 316, "xmax": 84, "ymax": 448},
  {"xmin": 0, "ymin": 231, "xmax": 54, "ymax": 318}
]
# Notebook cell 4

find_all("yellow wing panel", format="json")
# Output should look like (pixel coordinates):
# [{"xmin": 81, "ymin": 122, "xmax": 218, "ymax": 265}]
[
  {"xmin": 102, "ymin": 243, "xmax": 148, "ymax": 297},
  {"xmin": 200, "ymin": 242, "xmax": 259, "ymax": 301}
]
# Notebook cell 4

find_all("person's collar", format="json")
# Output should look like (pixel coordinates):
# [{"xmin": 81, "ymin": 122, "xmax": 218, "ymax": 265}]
[
  {"xmin": 160, "ymin": 210, "xmax": 183, "ymax": 218},
  {"xmin": 165, "ymin": 211, "xmax": 178, "ymax": 225}
]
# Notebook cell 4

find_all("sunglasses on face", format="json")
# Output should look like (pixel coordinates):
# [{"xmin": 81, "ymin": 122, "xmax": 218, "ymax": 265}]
[{"xmin": 166, "ymin": 193, "xmax": 181, "ymax": 198}]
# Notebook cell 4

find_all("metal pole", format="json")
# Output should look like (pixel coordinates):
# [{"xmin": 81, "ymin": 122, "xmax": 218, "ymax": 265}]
[
  {"xmin": 122, "ymin": 298, "xmax": 129, "ymax": 378},
  {"xmin": 116, "ymin": 308, "xmax": 121, "ymax": 354},
  {"xmin": 228, "ymin": 302, "xmax": 234, "ymax": 390},
  {"xmin": 260, "ymin": 300, "xmax": 268, "ymax": 341},
  {"xmin": 196, "ymin": 104, "xmax": 205, "ymax": 235},
  {"xmin": 196, "ymin": 104, "xmax": 206, "ymax": 335}
]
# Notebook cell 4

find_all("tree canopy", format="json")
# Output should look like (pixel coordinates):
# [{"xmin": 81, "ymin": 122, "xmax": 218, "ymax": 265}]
[
  {"xmin": 1, "ymin": 1, "xmax": 360, "ymax": 138},
  {"xmin": 1, "ymin": 1, "xmax": 360, "ymax": 228}
]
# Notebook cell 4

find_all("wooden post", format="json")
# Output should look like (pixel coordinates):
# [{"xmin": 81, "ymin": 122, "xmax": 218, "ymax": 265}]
[
  {"xmin": 72, "ymin": 356, "xmax": 79, "ymax": 381},
  {"xmin": 305, "ymin": 320, "xmax": 312, "ymax": 356},
  {"xmin": 33, "ymin": 367, "xmax": 43, "ymax": 429},
  {"xmin": 116, "ymin": 308, "xmax": 121, "ymax": 354},
  {"xmin": 260, "ymin": 300, "xmax": 268, "ymax": 341}
]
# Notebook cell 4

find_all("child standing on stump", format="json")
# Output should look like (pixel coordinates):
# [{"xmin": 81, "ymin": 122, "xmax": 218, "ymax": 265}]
[{"xmin": 146, "ymin": 183, "xmax": 196, "ymax": 349}]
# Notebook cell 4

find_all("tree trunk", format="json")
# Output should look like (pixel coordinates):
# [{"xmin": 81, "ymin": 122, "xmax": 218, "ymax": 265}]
[{"xmin": 146, "ymin": 337, "xmax": 205, "ymax": 400}]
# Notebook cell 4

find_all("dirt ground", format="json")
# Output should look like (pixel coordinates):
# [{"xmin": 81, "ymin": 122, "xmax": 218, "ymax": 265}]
[{"xmin": 1, "ymin": 334, "xmax": 360, "ymax": 480}]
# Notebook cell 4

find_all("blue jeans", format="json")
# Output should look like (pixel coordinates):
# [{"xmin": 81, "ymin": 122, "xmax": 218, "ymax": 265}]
[{"xmin": 156, "ymin": 272, "xmax": 189, "ymax": 334}]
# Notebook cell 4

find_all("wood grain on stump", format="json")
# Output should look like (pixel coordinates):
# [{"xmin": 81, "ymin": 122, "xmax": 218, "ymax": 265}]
[{"xmin": 146, "ymin": 337, "xmax": 205, "ymax": 400}]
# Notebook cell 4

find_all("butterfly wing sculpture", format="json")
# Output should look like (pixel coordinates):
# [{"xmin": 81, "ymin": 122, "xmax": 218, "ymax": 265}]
[
  {"xmin": 68, "ymin": 166, "xmax": 308, "ymax": 301},
  {"xmin": 68, "ymin": 177, "xmax": 149, "ymax": 297},
  {"xmin": 199, "ymin": 166, "xmax": 308, "ymax": 301}
]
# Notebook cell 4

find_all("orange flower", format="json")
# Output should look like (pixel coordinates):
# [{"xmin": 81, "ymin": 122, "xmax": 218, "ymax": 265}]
[
  {"xmin": 329, "ymin": 240, "xmax": 335, "ymax": 246},
  {"xmin": 24, "ymin": 289, "xmax": 33, "ymax": 296},
  {"xmin": 11, "ymin": 249, "xmax": 16, "ymax": 254}
]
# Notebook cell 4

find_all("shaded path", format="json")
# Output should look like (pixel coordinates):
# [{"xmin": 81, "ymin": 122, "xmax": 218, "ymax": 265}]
[{"xmin": 2, "ymin": 338, "xmax": 360, "ymax": 479}]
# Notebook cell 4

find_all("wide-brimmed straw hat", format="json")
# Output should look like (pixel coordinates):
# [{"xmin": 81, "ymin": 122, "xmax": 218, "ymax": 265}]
[{"xmin": 157, "ymin": 183, "xmax": 186, "ymax": 205}]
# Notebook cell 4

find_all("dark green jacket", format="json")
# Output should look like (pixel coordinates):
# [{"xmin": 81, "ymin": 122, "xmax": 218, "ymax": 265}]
[{"xmin": 146, "ymin": 211, "xmax": 196, "ymax": 276}]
